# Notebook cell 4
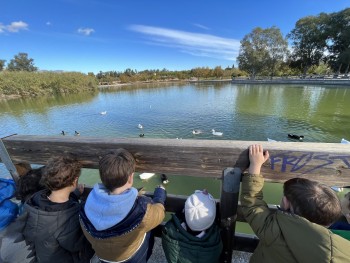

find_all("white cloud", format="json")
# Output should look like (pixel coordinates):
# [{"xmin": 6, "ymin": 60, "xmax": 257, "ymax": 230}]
[
  {"xmin": 129, "ymin": 25, "xmax": 240, "ymax": 61},
  {"xmin": 193, "ymin": 23, "xmax": 210, "ymax": 30},
  {"xmin": 46, "ymin": 21, "xmax": 51, "ymax": 26},
  {"xmin": 0, "ymin": 21, "xmax": 28, "ymax": 33},
  {"xmin": 77, "ymin": 27, "xmax": 95, "ymax": 36}
]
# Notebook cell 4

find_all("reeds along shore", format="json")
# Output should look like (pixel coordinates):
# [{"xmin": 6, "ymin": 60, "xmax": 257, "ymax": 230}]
[{"xmin": 0, "ymin": 71, "xmax": 98, "ymax": 98}]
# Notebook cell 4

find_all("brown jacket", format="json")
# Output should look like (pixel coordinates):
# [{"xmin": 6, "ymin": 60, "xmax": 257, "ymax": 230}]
[
  {"xmin": 80, "ymin": 185, "xmax": 166, "ymax": 262},
  {"xmin": 81, "ymin": 202, "xmax": 164, "ymax": 261}
]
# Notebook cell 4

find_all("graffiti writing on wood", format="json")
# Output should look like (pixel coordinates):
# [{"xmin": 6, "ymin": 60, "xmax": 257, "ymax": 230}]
[{"xmin": 270, "ymin": 152, "xmax": 350, "ymax": 174}]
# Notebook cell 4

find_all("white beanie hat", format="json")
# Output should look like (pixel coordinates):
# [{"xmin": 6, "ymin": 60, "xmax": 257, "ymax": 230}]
[{"xmin": 185, "ymin": 190, "xmax": 216, "ymax": 231}]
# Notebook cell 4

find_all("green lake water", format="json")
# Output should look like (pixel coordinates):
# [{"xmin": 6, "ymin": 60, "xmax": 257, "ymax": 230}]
[{"xmin": 1, "ymin": 82, "xmax": 349, "ymax": 233}]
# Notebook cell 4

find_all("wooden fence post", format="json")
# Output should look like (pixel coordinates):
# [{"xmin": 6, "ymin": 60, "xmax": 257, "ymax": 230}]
[{"xmin": 220, "ymin": 167, "xmax": 242, "ymax": 263}]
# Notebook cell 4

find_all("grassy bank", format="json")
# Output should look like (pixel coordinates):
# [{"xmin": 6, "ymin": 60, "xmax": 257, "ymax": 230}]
[{"xmin": 0, "ymin": 71, "xmax": 98, "ymax": 98}]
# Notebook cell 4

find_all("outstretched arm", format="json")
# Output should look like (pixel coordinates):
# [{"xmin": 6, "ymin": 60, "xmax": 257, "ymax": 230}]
[{"xmin": 240, "ymin": 144, "xmax": 275, "ymax": 240}]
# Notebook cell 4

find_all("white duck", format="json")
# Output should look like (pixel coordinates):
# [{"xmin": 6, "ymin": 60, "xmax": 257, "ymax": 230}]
[
  {"xmin": 100, "ymin": 111, "xmax": 107, "ymax": 115},
  {"xmin": 341, "ymin": 138, "xmax": 349, "ymax": 144},
  {"xmin": 138, "ymin": 124, "xmax": 143, "ymax": 129},
  {"xmin": 267, "ymin": 138, "xmax": 277, "ymax": 142},
  {"xmin": 192, "ymin": 129, "xmax": 202, "ymax": 135},
  {"xmin": 139, "ymin": 173, "xmax": 155, "ymax": 180},
  {"xmin": 212, "ymin": 129, "xmax": 223, "ymax": 136}
]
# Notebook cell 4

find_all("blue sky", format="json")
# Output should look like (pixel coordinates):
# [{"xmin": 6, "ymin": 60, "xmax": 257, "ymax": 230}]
[{"xmin": 1, "ymin": 0, "xmax": 349, "ymax": 74}]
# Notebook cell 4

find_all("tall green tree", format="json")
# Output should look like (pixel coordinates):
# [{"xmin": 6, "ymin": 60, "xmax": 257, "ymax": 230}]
[
  {"xmin": 0, "ymin": 60, "xmax": 6, "ymax": 71},
  {"xmin": 288, "ymin": 14, "xmax": 328, "ymax": 75},
  {"xmin": 7, "ymin": 53, "xmax": 38, "ymax": 72},
  {"xmin": 237, "ymin": 27, "xmax": 288, "ymax": 79},
  {"xmin": 264, "ymin": 27, "xmax": 289, "ymax": 78},
  {"xmin": 325, "ymin": 8, "xmax": 350, "ymax": 73}
]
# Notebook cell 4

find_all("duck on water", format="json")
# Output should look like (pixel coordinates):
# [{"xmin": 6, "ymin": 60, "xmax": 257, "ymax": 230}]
[
  {"xmin": 192, "ymin": 129, "xmax": 202, "ymax": 135},
  {"xmin": 212, "ymin": 129, "xmax": 223, "ymax": 136},
  {"xmin": 288, "ymin": 134, "xmax": 304, "ymax": 140}
]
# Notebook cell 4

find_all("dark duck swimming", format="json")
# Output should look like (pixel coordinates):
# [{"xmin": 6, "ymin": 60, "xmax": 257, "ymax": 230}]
[
  {"xmin": 288, "ymin": 134, "xmax": 304, "ymax": 140},
  {"xmin": 161, "ymin": 174, "xmax": 169, "ymax": 184}
]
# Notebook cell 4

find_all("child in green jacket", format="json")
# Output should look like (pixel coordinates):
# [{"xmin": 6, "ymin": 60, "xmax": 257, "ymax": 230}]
[
  {"xmin": 162, "ymin": 190, "xmax": 222, "ymax": 263},
  {"xmin": 240, "ymin": 144, "xmax": 350, "ymax": 263},
  {"xmin": 329, "ymin": 191, "xmax": 350, "ymax": 240}
]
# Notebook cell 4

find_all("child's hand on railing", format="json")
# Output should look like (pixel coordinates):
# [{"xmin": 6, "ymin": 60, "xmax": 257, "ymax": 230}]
[{"xmin": 248, "ymin": 144, "xmax": 269, "ymax": 175}]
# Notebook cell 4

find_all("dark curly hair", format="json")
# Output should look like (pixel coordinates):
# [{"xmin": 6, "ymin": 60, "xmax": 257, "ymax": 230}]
[
  {"xmin": 40, "ymin": 154, "xmax": 82, "ymax": 191},
  {"xmin": 284, "ymin": 178, "xmax": 341, "ymax": 226},
  {"xmin": 99, "ymin": 148, "xmax": 135, "ymax": 192},
  {"xmin": 16, "ymin": 166, "xmax": 45, "ymax": 202}
]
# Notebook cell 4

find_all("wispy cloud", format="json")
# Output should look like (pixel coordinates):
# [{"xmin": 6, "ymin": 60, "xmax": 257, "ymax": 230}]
[
  {"xmin": 0, "ymin": 21, "xmax": 28, "ymax": 33},
  {"xmin": 193, "ymin": 23, "xmax": 210, "ymax": 30},
  {"xmin": 129, "ymin": 25, "xmax": 239, "ymax": 60},
  {"xmin": 46, "ymin": 21, "xmax": 52, "ymax": 26},
  {"xmin": 77, "ymin": 27, "xmax": 95, "ymax": 36}
]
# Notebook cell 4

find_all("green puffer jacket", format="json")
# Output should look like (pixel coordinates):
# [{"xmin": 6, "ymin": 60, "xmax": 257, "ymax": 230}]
[
  {"xmin": 162, "ymin": 214, "xmax": 222, "ymax": 263},
  {"xmin": 240, "ymin": 174, "xmax": 350, "ymax": 263}
]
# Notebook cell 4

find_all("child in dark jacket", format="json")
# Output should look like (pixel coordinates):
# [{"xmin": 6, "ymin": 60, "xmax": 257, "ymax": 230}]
[
  {"xmin": 162, "ymin": 190, "xmax": 222, "ymax": 263},
  {"xmin": 240, "ymin": 144, "xmax": 350, "ymax": 263},
  {"xmin": 80, "ymin": 148, "xmax": 166, "ymax": 263},
  {"xmin": 23, "ymin": 154, "xmax": 93, "ymax": 263}
]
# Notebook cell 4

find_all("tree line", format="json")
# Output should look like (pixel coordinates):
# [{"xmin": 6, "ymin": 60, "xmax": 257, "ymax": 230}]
[
  {"xmin": 1, "ymin": 7, "xmax": 349, "ymax": 88},
  {"xmin": 96, "ymin": 8, "xmax": 350, "ymax": 82},
  {"xmin": 238, "ymin": 8, "xmax": 350, "ymax": 78}
]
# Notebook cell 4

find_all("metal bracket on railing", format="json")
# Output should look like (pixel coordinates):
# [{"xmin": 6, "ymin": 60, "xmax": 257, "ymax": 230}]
[
  {"xmin": 0, "ymin": 138, "xmax": 19, "ymax": 184},
  {"xmin": 220, "ymin": 167, "xmax": 242, "ymax": 263}
]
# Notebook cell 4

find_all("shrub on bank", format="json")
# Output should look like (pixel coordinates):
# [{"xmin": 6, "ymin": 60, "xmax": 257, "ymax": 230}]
[{"xmin": 0, "ymin": 71, "xmax": 98, "ymax": 97}]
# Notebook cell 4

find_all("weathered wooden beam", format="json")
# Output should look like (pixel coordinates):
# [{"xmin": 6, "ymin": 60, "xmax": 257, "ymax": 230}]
[{"xmin": 2, "ymin": 135, "xmax": 350, "ymax": 185}]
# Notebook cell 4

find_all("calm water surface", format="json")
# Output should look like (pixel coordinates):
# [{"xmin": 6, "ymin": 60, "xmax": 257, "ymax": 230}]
[
  {"xmin": 1, "ymin": 82, "xmax": 349, "ymax": 141},
  {"xmin": 2, "ymin": 82, "xmax": 349, "ymax": 233}
]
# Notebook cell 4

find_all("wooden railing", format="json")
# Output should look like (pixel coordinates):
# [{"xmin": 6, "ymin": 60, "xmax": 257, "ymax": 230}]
[{"xmin": 1, "ymin": 135, "xmax": 350, "ymax": 262}]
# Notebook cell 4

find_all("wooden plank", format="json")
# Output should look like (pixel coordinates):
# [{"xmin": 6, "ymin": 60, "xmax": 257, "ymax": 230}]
[{"xmin": 2, "ymin": 135, "xmax": 350, "ymax": 185}]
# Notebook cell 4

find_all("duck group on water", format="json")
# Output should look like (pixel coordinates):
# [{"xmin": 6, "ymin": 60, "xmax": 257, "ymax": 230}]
[
  {"xmin": 61, "ymin": 131, "xmax": 82, "ymax": 136},
  {"xmin": 192, "ymin": 129, "xmax": 224, "ymax": 136}
]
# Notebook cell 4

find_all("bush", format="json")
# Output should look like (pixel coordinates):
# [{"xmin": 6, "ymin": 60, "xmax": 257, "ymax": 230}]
[{"xmin": 0, "ymin": 71, "xmax": 98, "ymax": 97}]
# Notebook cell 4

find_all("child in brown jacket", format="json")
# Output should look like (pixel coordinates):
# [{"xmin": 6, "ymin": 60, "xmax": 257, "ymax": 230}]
[{"xmin": 80, "ymin": 149, "xmax": 166, "ymax": 263}]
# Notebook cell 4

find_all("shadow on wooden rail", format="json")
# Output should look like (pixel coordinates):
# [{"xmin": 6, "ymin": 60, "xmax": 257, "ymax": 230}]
[{"xmin": 1, "ymin": 135, "xmax": 350, "ymax": 262}]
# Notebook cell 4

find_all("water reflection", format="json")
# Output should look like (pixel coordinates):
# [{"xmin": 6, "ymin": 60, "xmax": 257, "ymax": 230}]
[
  {"xmin": 1, "ymin": 83, "xmax": 349, "ymax": 142},
  {"xmin": 0, "ymin": 91, "xmax": 97, "ymax": 116}
]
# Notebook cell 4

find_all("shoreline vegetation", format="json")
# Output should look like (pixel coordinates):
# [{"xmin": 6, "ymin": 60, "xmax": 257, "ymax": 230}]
[
  {"xmin": 1, "ymin": 71, "xmax": 350, "ymax": 101},
  {"xmin": 0, "ymin": 71, "xmax": 98, "ymax": 100}
]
